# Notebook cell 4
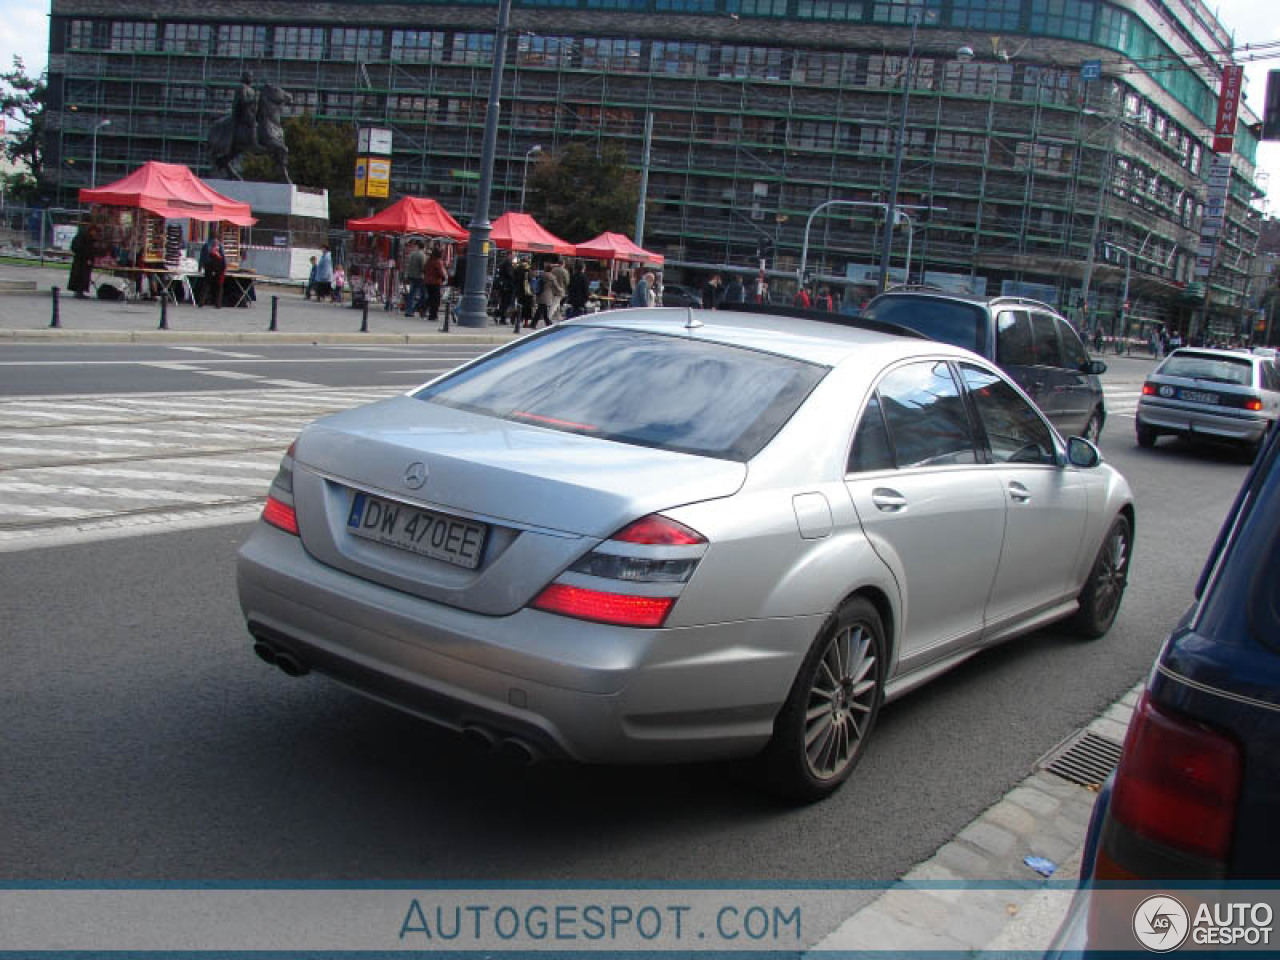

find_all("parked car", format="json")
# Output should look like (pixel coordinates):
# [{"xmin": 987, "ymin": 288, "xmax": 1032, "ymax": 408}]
[
  {"xmin": 1049, "ymin": 418, "xmax": 1280, "ymax": 953},
  {"xmin": 237, "ymin": 308, "xmax": 1134, "ymax": 801},
  {"xmin": 1136, "ymin": 347, "xmax": 1280, "ymax": 456},
  {"xmin": 863, "ymin": 291, "xmax": 1107, "ymax": 441},
  {"xmin": 658, "ymin": 283, "xmax": 701, "ymax": 308}
]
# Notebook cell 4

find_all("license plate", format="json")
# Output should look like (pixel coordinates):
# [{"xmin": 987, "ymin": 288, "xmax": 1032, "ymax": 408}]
[
  {"xmin": 346, "ymin": 492, "xmax": 487, "ymax": 569},
  {"xmin": 1180, "ymin": 389, "xmax": 1219, "ymax": 404}
]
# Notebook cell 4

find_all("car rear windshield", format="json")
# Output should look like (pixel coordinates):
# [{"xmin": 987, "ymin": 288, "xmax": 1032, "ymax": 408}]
[
  {"xmin": 1160, "ymin": 352, "xmax": 1254, "ymax": 386},
  {"xmin": 863, "ymin": 297, "xmax": 986, "ymax": 354},
  {"xmin": 413, "ymin": 326, "xmax": 828, "ymax": 461}
]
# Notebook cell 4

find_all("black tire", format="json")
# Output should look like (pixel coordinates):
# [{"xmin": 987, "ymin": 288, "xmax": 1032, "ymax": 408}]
[
  {"xmin": 1082, "ymin": 409, "xmax": 1104, "ymax": 443},
  {"xmin": 1136, "ymin": 422, "xmax": 1157, "ymax": 448},
  {"xmin": 1067, "ymin": 515, "xmax": 1132, "ymax": 640},
  {"xmin": 760, "ymin": 597, "xmax": 885, "ymax": 802}
]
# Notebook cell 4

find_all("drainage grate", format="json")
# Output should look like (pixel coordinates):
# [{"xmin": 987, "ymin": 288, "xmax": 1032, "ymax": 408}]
[{"xmin": 1036, "ymin": 729, "xmax": 1124, "ymax": 788}]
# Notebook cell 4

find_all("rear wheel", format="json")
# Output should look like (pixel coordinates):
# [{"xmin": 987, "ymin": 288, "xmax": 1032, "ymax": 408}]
[
  {"xmin": 1067, "ymin": 515, "xmax": 1132, "ymax": 640},
  {"xmin": 761, "ymin": 597, "xmax": 885, "ymax": 802},
  {"xmin": 1136, "ymin": 422, "xmax": 1158, "ymax": 448}
]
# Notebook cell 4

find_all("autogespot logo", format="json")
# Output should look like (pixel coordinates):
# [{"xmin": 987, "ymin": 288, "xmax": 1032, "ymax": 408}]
[{"xmin": 1133, "ymin": 894, "xmax": 1191, "ymax": 952}]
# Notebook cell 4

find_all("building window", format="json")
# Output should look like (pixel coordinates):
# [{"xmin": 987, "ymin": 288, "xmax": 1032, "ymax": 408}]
[
  {"xmin": 727, "ymin": 0, "xmax": 789, "ymax": 15},
  {"xmin": 290, "ymin": 90, "xmax": 319, "ymax": 115},
  {"xmin": 67, "ymin": 20, "xmax": 109, "ymax": 51},
  {"xmin": 651, "ymin": 41, "xmax": 712, "ymax": 76},
  {"xmin": 951, "ymin": 0, "xmax": 1019, "ymax": 30},
  {"xmin": 792, "ymin": 50, "xmax": 844, "ymax": 86},
  {"xmin": 216, "ymin": 25, "xmax": 267, "ymax": 58},
  {"xmin": 331, "ymin": 28, "xmax": 384, "ymax": 63},
  {"xmin": 585, "ymin": 0, "xmax": 648, "ymax": 10},
  {"xmin": 581, "ymin": 38, "xmax": 643, "ymax": 72},
  {"xmin": 718, "ymin": 46, "xmax": 783, "ymax": 80},
  {"xmin": 275, "ymin": 27, "xmax": 325, "ymax": 61},
  {"xmin": 167, "ymin": 85, "xmax": 206, "ymax": 110},
  {"xmin": 163, "ymin": 24, "xmax": 211, "ymax": 55},
  {"xmin": 872, "ymin": 0, "xmax": 941, "ymax": 25},
  {"xmin": 391, "ymin": 31, "xmax": 443, "ymax": 64},
  {"xmin": 110, "ymin": 22, "xmax": 157, "ymax": 53},
  {"xmin": 450, "ymin": 32, "xmax": 494, "ymax": 64},
  {"xmin": 656, "ymin": 0, "xmax": 716, "ymax": 11},
  {"xmin": 796, "ymin": 0, "xmax": 864, "ymax": 20},
  {"xmin": 1030, "ymin": 0, "xmax": 1095, "ymax": 41},
  {"xmin": 517, "ymin": 35, "xmax": 574, "ymax": 67}
]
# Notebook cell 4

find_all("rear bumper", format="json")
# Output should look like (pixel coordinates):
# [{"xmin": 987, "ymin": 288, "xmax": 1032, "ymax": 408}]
[
  {"xmin": 236, "ymin": 523, "xmax": 819, "ymax": 763},
  {"xmin": 1136, "ymin": 398, "xmax": 1269, "ymax": 444}
]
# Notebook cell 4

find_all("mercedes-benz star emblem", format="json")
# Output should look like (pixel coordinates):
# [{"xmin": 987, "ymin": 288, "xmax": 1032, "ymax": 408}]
[{"xmin": 404, "ymin": 461, "xmax": 428, "ymax": 490}]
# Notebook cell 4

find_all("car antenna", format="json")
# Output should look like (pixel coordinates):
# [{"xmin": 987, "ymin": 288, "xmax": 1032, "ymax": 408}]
[{"xmin": 684, "ymin": 307, "xmax": 703, "ymax": 330}]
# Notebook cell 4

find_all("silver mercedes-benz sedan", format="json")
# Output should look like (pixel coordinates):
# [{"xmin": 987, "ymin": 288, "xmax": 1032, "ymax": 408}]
[{"xmin": 237, "ymin": 308, "xmax": 1134, "ymax": 800}]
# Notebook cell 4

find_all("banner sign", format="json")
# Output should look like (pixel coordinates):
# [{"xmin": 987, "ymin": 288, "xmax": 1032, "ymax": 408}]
[{"xmin": 1213, "ymin": 64, "xmax": 1245, "ymax": 153}]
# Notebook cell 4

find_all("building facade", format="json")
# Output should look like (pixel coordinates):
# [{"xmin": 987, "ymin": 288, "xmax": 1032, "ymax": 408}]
[{"xmin": 45, "ymin": 0, "xmax": 1265, "ymax": 336}]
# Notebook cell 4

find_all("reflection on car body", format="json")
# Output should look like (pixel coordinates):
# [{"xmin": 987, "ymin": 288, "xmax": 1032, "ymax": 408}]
[{"xmin": 237, "ymin": 308, "xmax": 1134, "ymax": 801}]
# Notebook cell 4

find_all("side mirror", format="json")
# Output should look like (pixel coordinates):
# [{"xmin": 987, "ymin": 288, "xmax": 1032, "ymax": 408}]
[
  {"xmin": 1083, "ymin": 359, "xmax": 1108, "ymax": 375},
  {"xmin": 1067, "ymin": 436, "xmax": 1102, "ymax": 468}
]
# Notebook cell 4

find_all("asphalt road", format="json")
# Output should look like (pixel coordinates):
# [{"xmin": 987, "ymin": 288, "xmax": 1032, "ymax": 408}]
[{"xmin": 0, "ymin": 349, "xmax": 1251, "ymax": 895}]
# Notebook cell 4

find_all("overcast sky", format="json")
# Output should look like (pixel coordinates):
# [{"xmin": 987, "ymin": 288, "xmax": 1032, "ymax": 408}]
[{"xmin": 2, "ymin": 0, "xmax": 1278, "ymax": 207}]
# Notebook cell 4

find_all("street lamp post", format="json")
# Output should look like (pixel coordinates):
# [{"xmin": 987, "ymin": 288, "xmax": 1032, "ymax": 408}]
[
  {"xmin": 1105, "ymin": 242, "xmax": 1133, "ymax": 345},
  {"xmin": 876, "ymin": 8, "xmax": 921, "ymax": 294},
  {"xmin": 90, "ymin": 119, "xmax": 111, "ymax": 188},
  {"xmin": 456, "ymin": 0, "xmax": 514, "ymax": 329},
  {"xmin": 519, "ymin": 144, "xmax": 542, "ymax": 211},
  {"xmin": 799, "ymin": 200, "xmax": 939, "ymax": 289}
]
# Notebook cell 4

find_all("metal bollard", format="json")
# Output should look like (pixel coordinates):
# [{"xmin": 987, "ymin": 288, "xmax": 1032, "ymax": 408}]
[
  {"xmin": 50, "ymin": 286, "xmax": 61, "ymax": 328},
  {"xmin": 158, "ymin": 296, "xmax": 169, "ymax": 330},
  {"xmin": 360, "ymin": 300, "xmax": 370, "ymax": 333},
  {"xmin": 269, "ymin": 296, "xmax": 278, "ymax": 332}
]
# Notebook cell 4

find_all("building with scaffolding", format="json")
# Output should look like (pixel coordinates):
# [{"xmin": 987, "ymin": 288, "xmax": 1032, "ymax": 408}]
[{"xmin": 44, "ymin": 0, "xmax": 1267, "ymax": 337}]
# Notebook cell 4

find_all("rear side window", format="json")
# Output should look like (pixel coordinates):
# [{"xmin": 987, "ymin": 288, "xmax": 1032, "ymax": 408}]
[
  {"xmin": 1160, "ymin": 352, "xmax": 1253, "ymax": 386},
  {"xmin": 996, "ymin": 311, "xmax": 1034, "ymax": 366},
  {"xmin": 414, "ymin": 326, "xmax": 828, "ymax": 462},
  {"xmin": 852, "ymin": 361, "xmax": 978, "ymax": 470},
  {"xmin": 1058, "ymin": 319, "xmax": 1090, "ymax": 369},
  {"xmin": 1029, "ymin": 312, "xmax": 1063, "ymax": 367},
  {"xmin": 865, "ymin": 297, "xmax": 986, "ymax": 354}
]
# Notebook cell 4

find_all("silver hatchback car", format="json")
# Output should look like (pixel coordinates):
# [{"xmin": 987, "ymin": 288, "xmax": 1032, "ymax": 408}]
[
  {"xmin": 1136, "ymin": 347, "xmax": 1280, "ymax": 455},
  {"xmin": 237, "ymin": 309, "xmax": 1134, "ymax": 800}
]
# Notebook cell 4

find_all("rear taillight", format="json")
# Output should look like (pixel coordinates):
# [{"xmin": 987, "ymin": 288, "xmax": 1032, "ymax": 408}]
[
  {"xmin": 1094, "ymin": 691, "xmax": 1241, "ymax": 879},
  {"xmin": 1244, "ymin": 396, "xmax": 1263, "ymax": 412},
  {"xmin": 262, "ymin": 441, "xmax": 300, "ymax": 536},
  {"xmin": 530, "ymin": 514, "xmax": 707, "ymax": 628},
  {"xmin": 1142, "ymin": 383, "xmax": 1157, "ymax": 396}
]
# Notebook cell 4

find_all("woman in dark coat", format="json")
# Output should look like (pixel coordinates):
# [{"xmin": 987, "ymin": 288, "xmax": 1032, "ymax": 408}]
[{"xmin": 68, "ymin": 224, "xmax": 96, "ymax": 299}]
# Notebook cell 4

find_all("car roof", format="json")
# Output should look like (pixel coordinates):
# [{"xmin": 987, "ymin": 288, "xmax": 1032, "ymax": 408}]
[
  {"xmin": 1167, "ymin": 347, "xmax": 1264, "ymax": 365},
  {"xmin": 871, "ymin": 290, "xmax": 1063, "ymax": 314},
  {"xmin": 569, "ymin": 306, "xmax": 978, "ymax": 368}
]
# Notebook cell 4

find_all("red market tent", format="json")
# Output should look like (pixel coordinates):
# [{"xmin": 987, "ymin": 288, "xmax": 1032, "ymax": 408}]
[
  {"xmin": 490, "ymin": 212, "xmax": 576, "ymax": 256},
  {"xmin": 346, "ymin": 196, "xmax": 468, "ymax": 240},
  {"xmin": 574, "ymin": 231, "xmax": 664, "ymax": 266},
  {"xmin": 79, "ymin": 161, "xmax": 256, "ymax": 226}
]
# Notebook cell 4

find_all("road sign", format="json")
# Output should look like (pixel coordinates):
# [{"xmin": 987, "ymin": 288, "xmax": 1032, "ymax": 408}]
[{"xmin": 1081, "ymin": 60, "xmax": 1102, "ymax": 81}]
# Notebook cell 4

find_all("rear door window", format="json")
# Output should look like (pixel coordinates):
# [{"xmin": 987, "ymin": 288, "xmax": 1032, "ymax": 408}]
[
  {"xmin": 996, "ymin": 311, "xmax": 1035, "ymax": 366},
  {"xmin": 1029, "ymin": 312, "xmax": 1063, "ymax": 367},
  {"xmin": 414, "ymin": 326, "xmax": 828, "ymax": 462}
]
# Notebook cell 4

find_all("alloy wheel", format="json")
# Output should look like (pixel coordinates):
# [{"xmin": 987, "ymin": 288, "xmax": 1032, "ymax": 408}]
[{"xmin": 804, "ymin": 622, "xmax": 878, "ymax": 780}]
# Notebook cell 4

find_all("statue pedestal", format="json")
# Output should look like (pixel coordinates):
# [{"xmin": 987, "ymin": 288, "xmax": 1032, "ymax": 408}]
[{"xmin": 205, "ymin": 179, "xmax": 329, "ymax": 281}]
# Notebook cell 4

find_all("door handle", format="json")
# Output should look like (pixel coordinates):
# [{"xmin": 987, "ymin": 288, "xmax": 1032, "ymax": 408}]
[
  {"xmin": 871, "ymin": 488, "xmax": 907, "ymax": 512},
  {"xmin": 1008, "ymin": 481, "xmax": 1031, "ymax": 503}
]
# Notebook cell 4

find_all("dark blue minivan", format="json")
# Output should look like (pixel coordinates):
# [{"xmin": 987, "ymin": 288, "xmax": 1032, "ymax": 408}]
[{"xmin": 1050, "ymin": 420, "xmax": 1280, "ymax": 951}]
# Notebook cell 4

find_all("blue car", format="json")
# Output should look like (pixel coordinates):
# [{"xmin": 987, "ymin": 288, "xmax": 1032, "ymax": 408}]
[{"xmin": 1050, "ymin": 422, "xmax": 1280, "ymax": 952}]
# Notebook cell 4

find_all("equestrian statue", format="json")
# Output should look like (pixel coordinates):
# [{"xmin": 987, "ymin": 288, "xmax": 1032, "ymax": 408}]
[{"xmin": 208, "ymin": 72, "xmax": 293, "ymax": 183}]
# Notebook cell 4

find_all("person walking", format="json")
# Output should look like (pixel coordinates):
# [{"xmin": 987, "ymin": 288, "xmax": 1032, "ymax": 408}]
[
  {"xmin": 402, "ymin": 240, "xmax": 426, "ymax": 317},
  {"xmin": 423, "ymin": 244, "xmax": 449, "ymax": 324},
  {"xmin": 814, "ymin": 286, "xmax": 834, "ymax": 311},
  {"xmin": 199, "ymin": 235, "xmax": 226, "ymax": 308},
  {"xmin": 701, "ymin": 273, "xmax": 722, "ymax": 309},
  {"xmin": 532, "ymin": 260, "xmax": 565, "ymax": 328},
  {"xmin": 793, "ymin": 286, "xmax": 811, "ymax": 309},
  {"xmin": 494, "ymin": 256, "xmax": 514, "ymax": 324},
  {"xmin": 550, "ymin": 259, "xmax": 571, "ymax": 322},
  {"xmin": 303, "ymin": 256, "xmax": 318, "ymax": 300},
  {"xmin": 512, "ymin": 257, "xmax": 534, "ymax": 330},
  {"xmin": 629, "ymin": 270, "xmax": 652, "ymax": 308},
  {"xmin": 719, "ymin": 274, "xmax": 744, "ymax": 307},
  {"xmin": 68, "ymin": 223, "xmax": 96, "ymax": 299},
  {"xmin": 331, "ymin": 263, "xmax": 346, "ymax": 303},
  {"xmin": 566, "ymin": 262, "xmax": 590, "ymax": 319},
  {"xmin": 312, "ymin": 245, "xmax": 334, "ymax": 302}
]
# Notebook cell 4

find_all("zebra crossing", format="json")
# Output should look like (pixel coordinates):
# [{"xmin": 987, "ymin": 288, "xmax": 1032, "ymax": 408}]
[
  {"xmin": 0, "ymin": 383, "xmax": 1143, "ymax": 551},
  {"xmin": 0, "ymin": 386, "xmax": 403, "ymax": 550}
]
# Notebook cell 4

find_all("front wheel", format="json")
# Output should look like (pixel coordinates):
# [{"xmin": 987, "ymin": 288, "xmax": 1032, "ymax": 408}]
[
  {"xmin": 760, "ymin": 597, "xmax": 885, "ymax": 802},
  {"xmin": 1067, "ymin": 515, "xmax": 1132, "ymax": 640}
]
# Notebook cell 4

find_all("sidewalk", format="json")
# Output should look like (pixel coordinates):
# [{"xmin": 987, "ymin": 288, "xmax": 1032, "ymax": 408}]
[
  {"xmin": 1, "ymin": 258, "xmax": 1130, "ymax": 955},
  {"xmin": 0, "ymin": 263, "xmax": 515, "ymax": 344}
]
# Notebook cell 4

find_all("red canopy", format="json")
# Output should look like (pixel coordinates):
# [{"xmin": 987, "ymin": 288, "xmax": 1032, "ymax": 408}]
[
  {"xmin": 79, "ymin": 161, "xmax": 256, "ymax": 226},
  {"xmin": 574, "ymin": 231, "xmax": 664, "ymax": 266},
  {"xmin": 346, "ymin": 196, "xmax": 468, "ymax": 240},
  {"xmin": 490, "ymin": 212, "xmax": 576, "ymax": 256}
]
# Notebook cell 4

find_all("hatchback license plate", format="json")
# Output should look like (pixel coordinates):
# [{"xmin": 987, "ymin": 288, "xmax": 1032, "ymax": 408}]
[
  {"xmin": 347, "ymin": 492, "xmax": 486, "ymax": 569},
  {"xmin": 1179, "ymin": 389, "xmax": 1219, "ymax": 404}
]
